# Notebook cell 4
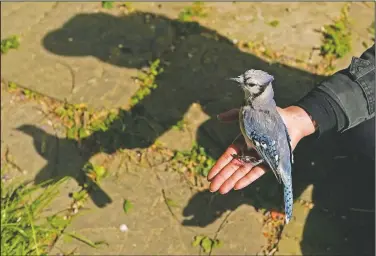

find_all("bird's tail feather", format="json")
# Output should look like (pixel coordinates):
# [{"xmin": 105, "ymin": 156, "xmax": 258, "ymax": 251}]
[{"xmin": 283, "ymin": 183, "xmax": 293, "ymax": 224}]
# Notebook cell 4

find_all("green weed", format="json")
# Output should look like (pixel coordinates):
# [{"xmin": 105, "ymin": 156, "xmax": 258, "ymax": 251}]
[
  {"xmin": 54, "ymin": 103, "xmax": 120, "ymax": 140},
  {"xmin": 172, "ymin": 119, "xmax": 187, "ymax": 131},
  {"xmin": 130, "ymin": 59, "xmax": 164, "ymax": 107},
  {"xmin": 6, "ymin": 81, "xmax": 40, "ymax": 100},
  {"xmin": 102, "ymin": 1, "xmax": 114, "ymax": 9},
  {"xmin": 320, "ymin": 4, "xmax": 352, "ymax": 59},
  {"xmin": 5, "ymin": 81, "xmax": 123, "ymax": 141},
  {"xmin": 192, "ymin": 235, "xmax": 223, "ymax": 253},
  {"xmin": 1, "ymin": 178, "xmax": 70, "ymax": 255},
  {"xmin": 121, "ymin": 2, "xmax": 134, "ymax": 12},
  {"xmin": 171, "ymin": 143, "xmax": 215, "ymax": 177},
  {"xmin": 22, "ymin": 89, "xmax": 39, "ymax": 99},
  {"xmin": 165, "ymin": 197, "xmax": 179, "ymax": 208},
  {"xmin": 7, "ymin": 81, "xmax": 18, "ymax": 91},
  {"xmin": 242, "ymin": 41, "xmax": 277, "ymax": 61},
  {"xmin": 69, "ymin": 162, "xmax": 108, "ymax": 208},
  {"xmin": 268, "ymin": 20, "xmax": 280, "ymax": 28},
  {"xmin": 82, "ymin": 162, "xmax": 107, "ymax": 184},
  {"xmin": 1, "ymin": 35, "xmax": 20, "ymax": 54},
  {"xmin": 123, "ymin": 199, "xmax": 133, "ymax": 214},
  {"xmin": 178, "ymin": 2, "xmax": 208, "ymax": 22},
  {"xmin": 71, "ymin": 189, "xmax": 89, "ymax": 203}
]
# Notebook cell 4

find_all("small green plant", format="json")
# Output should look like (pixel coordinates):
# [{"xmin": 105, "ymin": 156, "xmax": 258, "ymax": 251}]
[
  {"xmin": 178, "ymin": 2, "xmax": 207, "ymax": 22},
  {"xmin": 22, "ymin": 89, "xmax": 39, "ymax": 99},
  {"xmin": 165, "ymin": 197, "xmax": 179, "ymax": 208},
  {"xmin": 54, "ymin": 103, "xmax": 120, "ymax": 140},
  {"xmin": 70, "ymin": 162, "xmax": 108, "ymax": 208},
  {"xmin": 1, "ymin": 178, "xmax": 70, "ymax": 255},
  {"xmin": 130, "ymin": 59, "xmax": 164, "ymax": 107},
  {"xmin": 101, "ymin": 1, "xmax": 114, "ymax": 9},
  {"xmin": 172, "ymin": 119, "xmax": 187, "ymax": 131},
  {"xmin": 121, "ymin": 2, "xmax": 134, "ymax": 12},
  {"xmin": 82, "ymin": 162, "xmax": 107, "ymax": 183},
  {"xmin": 7, "ymin": 81, "xmax": 18, "ymax": 91},
  {"xmin": 172, "ymin": 143, "xmax": 215, "ymax": 177},
  {"xmin": 192, "ymin": 235, "xmax": 223, "ymax": 253},
  {"xmin": 71, "ymin": 189, "xmax": 89, "ymax": 203},
  {"xmin": 5, "ymin": 81, "xmax": 123, "ymax": 142},
  {"xmin": 320, "ymin": 4, "xmax": 352, "ymax": 59},
  {"xmin": 123, "ymin": 199, "xmax": 133, "ymax": 214},
  {"xmin": 1, "ymin": 35, "xmax": 20, "ymax": 54},
  {"xmin": 268, "ymin": 20, "xmax": 279, "ymax": 27},
  {"xmin": 6, "ymin": 82, "xmax": 39, "ymax": 99}
]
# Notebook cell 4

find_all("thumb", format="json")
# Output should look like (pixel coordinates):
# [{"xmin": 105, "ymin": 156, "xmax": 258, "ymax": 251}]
[{"xmin": 217, "ymin": 108, "xmax": 239, "ymax": 122}]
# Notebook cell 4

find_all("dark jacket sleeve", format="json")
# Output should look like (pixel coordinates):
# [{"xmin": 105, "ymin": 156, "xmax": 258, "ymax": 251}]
[{"xmin": 295, "ymin": 44, "xmax": 375, "ymax": 137}]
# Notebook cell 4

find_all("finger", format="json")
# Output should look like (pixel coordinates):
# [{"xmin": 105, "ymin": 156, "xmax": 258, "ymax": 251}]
[
  {"xmin": 218, "ymin": 162, "xmax": 254, "ymax": 194},
  {"xmin": 209, "ymin": 158, "xmax": 245, "ymax": 193},
  {"xmin": 217, "ymin": 108, "xmax": 239, "ymax": 122},
  {"xmin": 234, "ymin": 166, "xmax": 267, "ymax": 190},
  {"xmin": 207, "ymin": 144, "xmax": 241, "ymax": 181}
]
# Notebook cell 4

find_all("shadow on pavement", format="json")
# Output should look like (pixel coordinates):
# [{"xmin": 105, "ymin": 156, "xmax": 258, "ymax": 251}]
[{"xmin": 15, "ymin": 10, "xmax": 374, "ymax": 255}]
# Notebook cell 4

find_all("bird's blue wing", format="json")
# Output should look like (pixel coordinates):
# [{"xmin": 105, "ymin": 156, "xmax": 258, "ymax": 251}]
[
  {"xmin": 284, "ymin": 124, "xmax": 294, "ymax": 164},
  {"xmin": 241, "ymin": 108, "xmax": 284, "ymax": 184}
]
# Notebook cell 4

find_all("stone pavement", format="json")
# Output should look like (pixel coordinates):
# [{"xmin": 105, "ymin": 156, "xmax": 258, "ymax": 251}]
[
  {"xmin": 2, "ymin": 2, "xmax": 374, "ymax": 110},
  {"xmin": 1, "ymin": 2, "xmax": 375, "ymax": 255}
]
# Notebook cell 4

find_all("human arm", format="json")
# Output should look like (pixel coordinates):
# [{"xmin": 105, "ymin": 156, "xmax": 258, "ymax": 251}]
[
  {"xmin": 295, "ymin": 44, "xmax": 375, "ymax": 137},
  {"xmin": 208, "ymin": 45, "xmax": 375, "ymax": 194}
]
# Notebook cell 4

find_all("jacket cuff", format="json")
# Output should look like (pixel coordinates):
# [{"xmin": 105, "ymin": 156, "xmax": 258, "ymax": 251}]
[{"xmin": 295, "ymin": 89, "xmax": 347, "ymax": 138}]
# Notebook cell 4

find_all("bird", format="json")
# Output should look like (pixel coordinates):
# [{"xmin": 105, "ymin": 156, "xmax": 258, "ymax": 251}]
[{"xmin": 229, "ymin": 69, "xmax": 294, "ymax": 224}]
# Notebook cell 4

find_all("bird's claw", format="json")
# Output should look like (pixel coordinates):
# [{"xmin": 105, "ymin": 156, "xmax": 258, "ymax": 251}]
[{"xmin": 232, "ymin": 154, "xmax": 263, "ymax": 166}]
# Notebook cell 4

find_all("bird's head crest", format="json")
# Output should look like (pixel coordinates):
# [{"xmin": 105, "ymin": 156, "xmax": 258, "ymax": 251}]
[{"xmin": 229, "ymin": 69, "xmax": 274, "ymax": 100}]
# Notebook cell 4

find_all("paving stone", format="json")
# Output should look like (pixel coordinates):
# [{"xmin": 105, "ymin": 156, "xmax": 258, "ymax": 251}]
[
  {"xmin": 50, "ymin": 169, "xmax": 267, "ymax": 255},
  {"xmin": 1, "ymin": 2, "xmax": 374, "ymax": 255}
]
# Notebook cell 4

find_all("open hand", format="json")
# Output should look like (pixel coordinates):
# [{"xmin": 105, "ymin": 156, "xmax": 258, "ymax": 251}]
[{"xmin": 207, "ymin": 106, "xmax": 316, "ymax": 194}]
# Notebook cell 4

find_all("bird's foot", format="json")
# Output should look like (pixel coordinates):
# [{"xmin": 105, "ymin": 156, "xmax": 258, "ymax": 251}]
[{"xmin": 232, "ymin": 154, "xmax": 264, "ymax": 166}]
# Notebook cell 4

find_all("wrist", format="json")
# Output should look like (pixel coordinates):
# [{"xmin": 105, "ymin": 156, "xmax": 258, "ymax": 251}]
[{"xmin": 284, "ymin": 105, "xmax": 317, "ymax": 139}]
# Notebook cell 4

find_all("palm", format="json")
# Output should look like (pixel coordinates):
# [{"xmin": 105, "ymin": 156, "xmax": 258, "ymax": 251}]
[{"xmin": 208, "ymin": 107, "xmax": 302, "ymax": 194}]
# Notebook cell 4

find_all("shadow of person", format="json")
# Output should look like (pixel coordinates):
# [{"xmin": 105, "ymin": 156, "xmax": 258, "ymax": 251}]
[
  {"xmin": 16, "ymin": 124, "xmax": 113, "ymax": 208},
  {"xmin": 182, "ymin": 131, "xmax": 374, "ymax": 255},
  {"xmin": 18, "ymin": 9, "xmax": 372, "ymax": 255},
  {"xmin": 297, "ymin": 126, "xmax": 375, "ymax": 255},
  {"xmin": 41, "ymin": 11, "xmax": 323, "ymax": 156}
]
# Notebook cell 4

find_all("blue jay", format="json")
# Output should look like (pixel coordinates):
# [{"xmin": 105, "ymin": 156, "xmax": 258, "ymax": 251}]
[{"xmin": 229, "ymin": 69, "xmax": 294, "ymax": 224}]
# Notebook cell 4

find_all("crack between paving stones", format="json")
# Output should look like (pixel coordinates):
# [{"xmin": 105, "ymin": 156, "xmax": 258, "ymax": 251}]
[
  {"xmin": 146, "ymin": 154, "xmax": 197, "ymax": 234},
  {"xmin": 34, "ymin": 106, "xmax": 61, "ymax": 177},
  {"xmin": 14, "ymin": 2, "xmax": 60, "ymax": 38},
  {"xmin": 160, "ymin": 188, "xmax": 196, "ymax": 234},
  {"xmin": 144, "ymin": 150, "xmax": 203, "ymax": 194},
  {"xmin": 4, "ymin": 145, "xmax": 24, "ymax": 174},
  {"xmin": 29, "ymin": 2, "xmax": 60, "ymax": 35},
  {"xmin": 56, "ymin": 61, "xmax": 76, "ymax": 95},
  {"xmin": 209, "ymin": 210, "xmax": 233, "ymax": 256},
  {"xmin": 3, "ymin": 4, "xmax": 24, "ymax": 18},
  {"xmin": 1, "ymin": 78, "xmax": 66, "ymax": 105}
]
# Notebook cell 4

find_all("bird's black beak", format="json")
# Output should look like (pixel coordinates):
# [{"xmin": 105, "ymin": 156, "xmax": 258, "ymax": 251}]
[{"xmin": 227, "ymin": 76, "xmax": 244, "ymax": 84}]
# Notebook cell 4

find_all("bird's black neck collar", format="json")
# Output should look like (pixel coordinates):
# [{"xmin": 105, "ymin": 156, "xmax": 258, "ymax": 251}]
[{"xmin": 243, "ymin": 85, "xmax": 267, "ymax": 108}]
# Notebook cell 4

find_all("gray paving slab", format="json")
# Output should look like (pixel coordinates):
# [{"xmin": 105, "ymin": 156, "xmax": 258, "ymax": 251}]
[
  {"xmin": 1, "ymin": 2, "xmax": 374, "ymax": 255},
  {"xmin": 50, "ymin": 168, "xmax": 267, "ymax": 255},
  {"xmin": 2, "ymin": 2, "xmax": 374, "ymax": 110}
]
